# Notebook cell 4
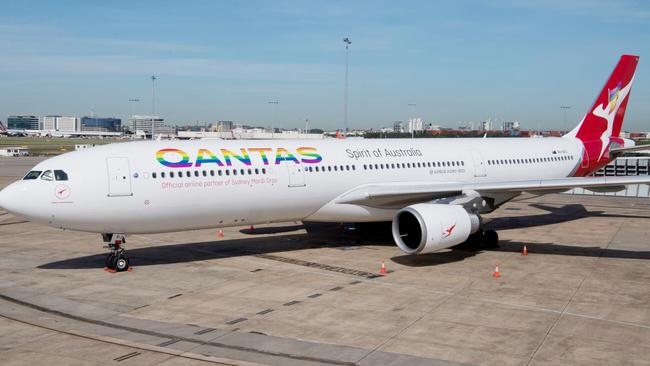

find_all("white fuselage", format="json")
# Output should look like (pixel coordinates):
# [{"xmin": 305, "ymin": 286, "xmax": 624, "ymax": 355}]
[{"xmin": 1, "ymin": 137, "xmax": 583, "ymax": 234}]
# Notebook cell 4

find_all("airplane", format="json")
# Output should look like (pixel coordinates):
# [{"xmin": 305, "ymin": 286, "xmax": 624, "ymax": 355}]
[{"xmin": 0, "ymin": 55, "xmax": 648, "ymax": 272}]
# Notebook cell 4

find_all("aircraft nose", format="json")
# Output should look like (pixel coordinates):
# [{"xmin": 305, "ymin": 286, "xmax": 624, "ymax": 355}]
[
  {"xmin": 0, "ymin": 182, "xmax": 25, "ymax": 213},
  {"xmin": 0, "ymin": 184, "xmax": 14, "ymax": 211}
]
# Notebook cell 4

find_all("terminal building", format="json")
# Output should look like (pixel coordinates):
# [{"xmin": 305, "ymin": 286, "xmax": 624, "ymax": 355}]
[
  {"xmin": 7, "ymin": 115, "xmax": 40, "ymax": 130},
  {"xmin": 42, "ymin": 116, "xmax": 80, "ymax": 133},
  {"xmin": 80, "ymin": 117, "xmax": 121, "ymax": 132},
  {"xmin": 128, "ymin": 115, "xmax": 175, "ymax": 137}
]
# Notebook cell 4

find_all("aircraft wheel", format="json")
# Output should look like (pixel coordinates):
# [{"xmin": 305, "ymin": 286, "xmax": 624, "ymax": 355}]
[
  {"xmin": 461, "ymin": 231, "xmax": 484, "ymax": 251},
  {"xmin": 114, "ymin": 255, "xmax": 130, "ymax": 272},
  {"xmin": 483, "ymin": 230, "xmax": 499, "ymax": 249},
  {"xmin": 105, "ymin": 253, "xmax": 115, "ymax": 269}
]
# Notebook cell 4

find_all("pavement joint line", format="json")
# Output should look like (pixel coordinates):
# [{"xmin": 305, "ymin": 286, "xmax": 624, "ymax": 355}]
[
  {"xmin": 0, "ymin": 313, "xmax": 236, "ymax": 366},
  {"xmin": 256, "ymin": 309, "xmax": 274, "ymax": 315},
  {"xmin": 354, "ymin": 287, "xmax": 457, "ymax": 365},
  {"xmin": 0, "ymin": 295, "xmax": 356, "ymax": 366},
  {"xmin": 282, "ymin": 300, "xmax": 301, "ymax": 306},
  {"xmin": 524, "ymin": 276, "xmax": 586, "ymax": 366}
]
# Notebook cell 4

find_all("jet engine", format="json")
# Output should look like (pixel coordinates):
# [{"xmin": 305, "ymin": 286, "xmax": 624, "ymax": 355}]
[{"xmin": 392, "ymin": 204, "xmax": 480, "ymax": 254}]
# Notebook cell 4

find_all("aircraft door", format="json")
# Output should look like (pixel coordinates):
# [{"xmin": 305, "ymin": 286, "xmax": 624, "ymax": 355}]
[
  {"xmin": 286, "ymin": 164, "xmax": 306, "ymax": 187},
  {"xmin": 470, "ymin": 150, "xmax": 487, "ymax": 177},
  {"xmin": 106, "ymin": 157, "xmax": 133, "ymax": 196}
]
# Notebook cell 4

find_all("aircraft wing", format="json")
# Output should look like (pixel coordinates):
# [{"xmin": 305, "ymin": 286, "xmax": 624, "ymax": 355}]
[{"xmin": 336, "ymin": 176, "xmax": 650, "ymax": 208}]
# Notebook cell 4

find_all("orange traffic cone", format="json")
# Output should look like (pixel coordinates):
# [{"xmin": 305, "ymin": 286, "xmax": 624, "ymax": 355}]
[
  {"xmin": 492, "ymin": 264, "xmax": 501, "ymax": 278},
  {"xmin": 379, "ymin": 261, "xmax": 388, "ymax": 275},
  {"xmin": 522, "ymin": 245, "xmax": 528, "ymax": 256},
  {"xmin": 217, "ymin": 230, "xmax": 224, "ymax": 238}
]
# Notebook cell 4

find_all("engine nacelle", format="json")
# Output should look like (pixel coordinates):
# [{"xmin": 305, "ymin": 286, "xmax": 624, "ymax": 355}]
[{"xmin": 392, "ymin": 204, "xmax": 480, "ymax": 254}]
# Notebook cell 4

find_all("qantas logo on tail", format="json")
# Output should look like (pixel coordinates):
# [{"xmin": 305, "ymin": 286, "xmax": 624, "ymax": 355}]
[
  {"xmin": 592, "ymin": 78, "xmax": 633, "ymax": 160},
  {"xmin": 565, "ymin": 55, "xmax": 639, "ymax": 176},
  {"xmin": 607, "ymin": 82, "xmax": 622, "ymax": 114}
]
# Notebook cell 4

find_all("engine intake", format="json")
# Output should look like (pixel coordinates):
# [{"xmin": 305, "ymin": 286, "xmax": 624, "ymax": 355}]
[{"xmin": 392, "ymin": 204, "xmax": 480, "ymax": 254}]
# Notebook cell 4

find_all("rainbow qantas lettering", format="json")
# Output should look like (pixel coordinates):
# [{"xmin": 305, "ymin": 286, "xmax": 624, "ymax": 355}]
[{"xmin": 156, "ymin": 147, "xmax": 322, "ymax": 168}]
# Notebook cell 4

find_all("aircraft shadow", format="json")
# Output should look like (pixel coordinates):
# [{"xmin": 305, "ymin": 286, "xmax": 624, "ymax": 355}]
[
  {"xmin": 38, "ymin": 205, "xmax": 650, "ymax": 270},
  {"xmin": 486, "ymin": 203, "xmax": 650, "ymax": 230}
]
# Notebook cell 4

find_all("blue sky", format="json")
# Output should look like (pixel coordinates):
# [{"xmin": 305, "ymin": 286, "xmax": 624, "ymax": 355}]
[{"xmin": 1, "ymin": 0, "xmax": 649, "ymax": 131}]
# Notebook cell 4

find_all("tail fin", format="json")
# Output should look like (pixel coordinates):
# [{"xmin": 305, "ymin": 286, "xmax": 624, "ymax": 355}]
[{"xmin": 564, "ymin": 54, "xmax": 639, "ymax": 171}]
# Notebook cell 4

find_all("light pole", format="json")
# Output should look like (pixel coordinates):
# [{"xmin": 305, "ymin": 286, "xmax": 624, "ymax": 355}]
[
  {"xmin": 343, "ymin": 37, "xmax": 351, "ymax": 136},
  {"xmin": 151, "ymin": 75, "xmax": 157, "ymax": 140},
  {"xmin": 268, "ymin": 101, "xmax": 278, "ymax": 139},
  {"xmin": 560, "ymin": 105, "xmax": 571, "ymax": 133},
  {"xmin": 407, "ymin": 103, "xmax": 417, "ymax": 138},
  {"xmin": 128, "ymin": 98, "xmax": 139, "ymax": 124}
]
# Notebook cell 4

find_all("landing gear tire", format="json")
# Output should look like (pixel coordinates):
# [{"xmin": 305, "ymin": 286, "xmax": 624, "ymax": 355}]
[
  {"xmin": 105, "ymin": 253, "xmax": 115, "ymax": 270},
  {"xmin": 467, "ymin": 230, "xmax": 484, "ymax": 251},
  {"xmin": 103, "ymin": 234, "xmax": 130, "ymax": 272},
  {"xmin": 483, "ymin": 230, "xmax": 499, "ymax": 249},
  {"xmin": 114, "ymin": 255, "xmax": 129, "ymax": 272}
]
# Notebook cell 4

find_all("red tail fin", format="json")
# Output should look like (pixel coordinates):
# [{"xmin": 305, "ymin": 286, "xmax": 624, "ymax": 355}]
[{"xmin": 565, "ymin": 55, "xmax": 639, "ymax": 174}]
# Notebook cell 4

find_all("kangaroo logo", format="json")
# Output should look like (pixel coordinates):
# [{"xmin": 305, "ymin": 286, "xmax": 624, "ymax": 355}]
[
  {"xmin": 443, "ymin": 224, "xmax": 456, "ymax": 238},
  {"xmin": 592, "ymin": 79, "xmax": 632, "ymax": 160}
]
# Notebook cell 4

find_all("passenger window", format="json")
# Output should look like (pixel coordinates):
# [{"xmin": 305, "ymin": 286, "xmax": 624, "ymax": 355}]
[
  {"xmin": 161, "ymin": 172, "xmax": 166, "ymax": 178},
  {"xmin": 241, "ymin": 169, "xmax": 245, "ymax": 175},
  {"xmin": 262, "ymin": 168, "xmax": 267, "ymax": 174},
  {"xmin": 23, "ymin": 171, "xmax": 42, "ymax": 180},
  {"xmin": 152, "ymin": 172, "xmax": 157, "ymax": 179},
  {"xmin": 170, "ymin": 172, "xmax": 175, "ymax": 178},
  {"xmin": 210, "ymin": 170, "xmax": 215, "ymax": 176},
  {"xmin": 54, "ymin": 170, "xmax": 68, "ymax": 181},
  {"xmin": 255, "ymin": 168, "xmax": 259, "ymax": 174}
]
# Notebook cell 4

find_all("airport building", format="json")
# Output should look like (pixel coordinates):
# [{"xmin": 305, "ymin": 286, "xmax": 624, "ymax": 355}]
[
  {"xmin": 406, "ymin": 118, "xmax": 424, "ymax": 133},
  {"xmin": 80, "ymin": 117, "xmax": 121, "ymax": 132},
  {"xmin": 41, "ymin": 116, "xmax": 80, "ymax": 133},
  {"xmin": 41, "ymin": 116, "xmax": 60, "ymax": 130},
  {"xmin": 502, "ymin": 121, "xmax": 521, "ymax": 132},
  {"xmin": 128, "ymin": 115, "xmax": 164, "ymax": 133},
  {"xmin": 128, "ymin": 115, "xmax": 176, "ymax": 136},
  {"xmin": 7, "ymin": 115, "xmax": 40, "ymax": 130}
]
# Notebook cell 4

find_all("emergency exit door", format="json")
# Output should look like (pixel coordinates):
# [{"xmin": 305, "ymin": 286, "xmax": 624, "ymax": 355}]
[
  {"xmin": 287, "ymin": 164, "xmax": 306, "ymax": 187},
  {"xmin": 106, "ymin": 157, "xmax": 133, "ymax": 196}
]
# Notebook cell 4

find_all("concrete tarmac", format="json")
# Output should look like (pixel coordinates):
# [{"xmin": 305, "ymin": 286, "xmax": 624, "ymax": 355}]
[{"xmin": 1, "ymin": 156, "xmax": 649, "ymax": 366}]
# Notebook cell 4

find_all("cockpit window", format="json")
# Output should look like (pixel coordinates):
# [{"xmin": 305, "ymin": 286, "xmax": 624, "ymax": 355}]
[
  {"xmin": 54, "ymin": 170, "xmax": 68, "ymax": 181},
  {"xmin": 41, "ymin": 170, "xmax": 54, "ymax": 181},
  {"xmin": 23, "ymin": 171, "xmax": 42, "ymax": 180}
]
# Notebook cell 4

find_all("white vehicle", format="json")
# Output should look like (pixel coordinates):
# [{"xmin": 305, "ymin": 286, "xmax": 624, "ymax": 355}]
[{"xmin": 1, "ymin": 55, "xmax": 648, "ymax": 272}]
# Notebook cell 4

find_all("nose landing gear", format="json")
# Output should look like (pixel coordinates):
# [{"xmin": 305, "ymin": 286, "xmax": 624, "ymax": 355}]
[{"xmin": 102, "ymin": 234, "xmax": 130, "ymax": 272}]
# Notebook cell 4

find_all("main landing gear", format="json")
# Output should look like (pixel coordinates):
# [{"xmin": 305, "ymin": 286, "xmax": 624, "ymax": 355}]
[
  {"xmin": 102, "ymin": 234, "xmax": 130, "ymax": 272},
  {"xmin": 462, "ymin": 229, "xmax": 499, "ymax": 251}
]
